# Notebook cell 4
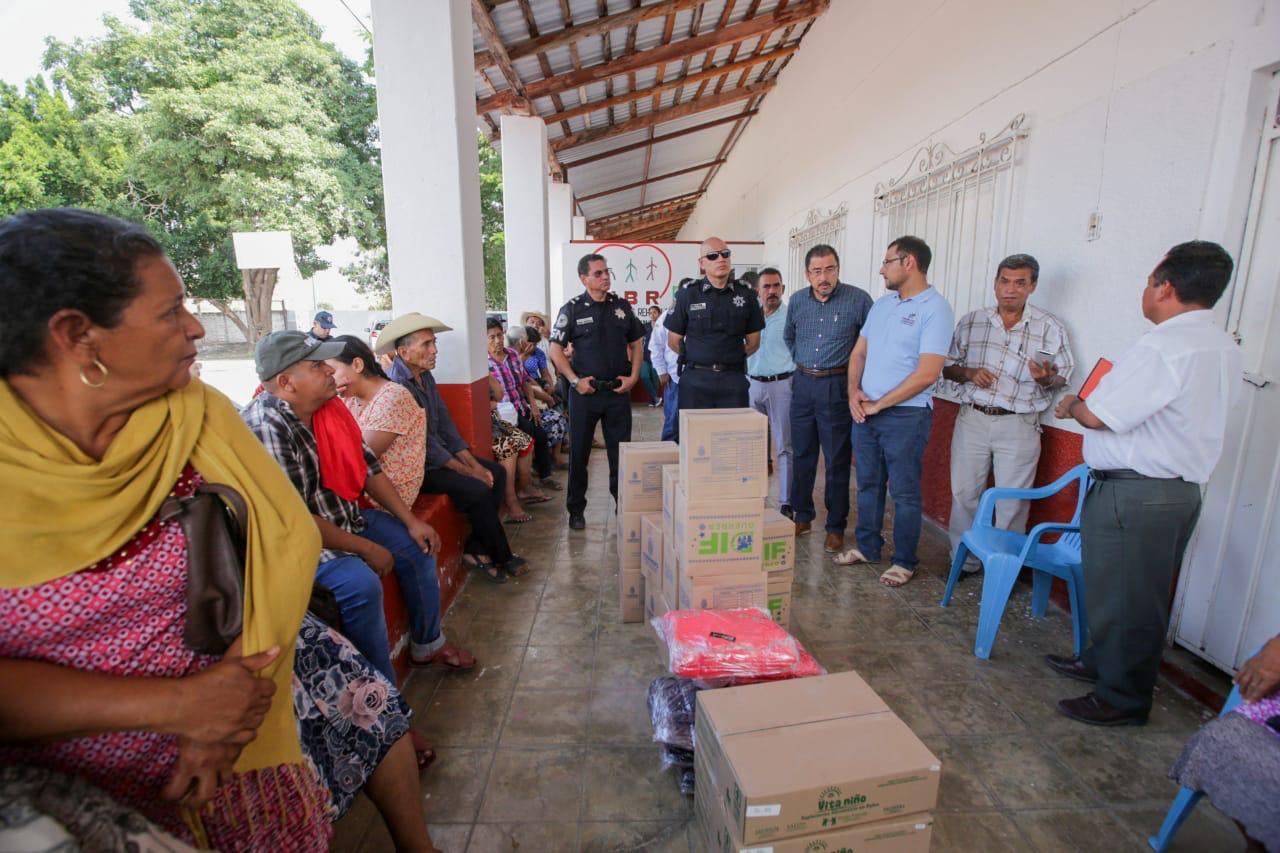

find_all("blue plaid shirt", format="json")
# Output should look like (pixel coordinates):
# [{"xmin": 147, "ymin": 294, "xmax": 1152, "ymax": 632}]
[{"xmin": 784, "ymin": 283, "xmax": 874, "ymax": 370}]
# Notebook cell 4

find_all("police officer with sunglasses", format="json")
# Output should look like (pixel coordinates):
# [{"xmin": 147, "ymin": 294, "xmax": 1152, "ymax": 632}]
[{"xmin": 665, "ymin": 237, "xmax": 765, "ymax": 410}]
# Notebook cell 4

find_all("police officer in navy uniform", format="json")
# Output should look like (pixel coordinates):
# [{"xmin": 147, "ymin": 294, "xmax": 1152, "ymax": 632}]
[
  {"xmin": 665, "ymin": 236, "xmax": 765, "ymax": 409},
  {"xmin": 549, "ymin": 253, "xmax": 645, "ymax": 530}
]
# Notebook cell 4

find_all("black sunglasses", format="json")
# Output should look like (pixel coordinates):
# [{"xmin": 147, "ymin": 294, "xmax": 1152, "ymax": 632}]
[{"xmin": 703, "ymin": 250, "xmax": 732, "ymax": 261}]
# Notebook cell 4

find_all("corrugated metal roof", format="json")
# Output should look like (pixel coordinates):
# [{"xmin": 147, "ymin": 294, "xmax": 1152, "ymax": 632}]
[{"xmin": 472, "ymin": 0, "xmax": 827, "ymax": 238}]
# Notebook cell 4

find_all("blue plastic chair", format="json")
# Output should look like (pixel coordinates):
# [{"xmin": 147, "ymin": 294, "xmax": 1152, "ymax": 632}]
[
  {"xmin": 1147, "ymin": 653, "xmax": 1253, "ymax": 851},
  {"xmin": 940, "ymin": 463, "xmax": 1091, "ymax": 659}
]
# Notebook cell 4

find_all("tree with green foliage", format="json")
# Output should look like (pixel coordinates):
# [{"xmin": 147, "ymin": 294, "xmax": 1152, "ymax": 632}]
[{"xmin": 36, "ymin": 0, "xmax": 384, "ymax": 341}]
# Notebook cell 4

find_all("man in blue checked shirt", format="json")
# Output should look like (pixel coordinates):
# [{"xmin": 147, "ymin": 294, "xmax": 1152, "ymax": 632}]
[
  {"xmin": 838, "ymin": 236, "xmax": 954, "ymax": 588},
  {"xmin": 748, "ymin": 268, "xmax": 798, "ymax": 516},
  {"xmin": 783, "ymin": 245, "xmax": 873, "ymax": 552}
]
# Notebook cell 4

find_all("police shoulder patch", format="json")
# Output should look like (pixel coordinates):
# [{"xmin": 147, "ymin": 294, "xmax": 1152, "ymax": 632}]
[{"xmin": 555, "ymin": 313, "xmax": 569, "ymax": 329}]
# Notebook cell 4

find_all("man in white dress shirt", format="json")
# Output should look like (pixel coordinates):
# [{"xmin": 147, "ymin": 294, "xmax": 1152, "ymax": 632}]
[
  {"xmin": 1047, "ymin": 241, "xmax": 1242, "ymax": 726},
  {"xmin": 649, "ymin": 284, "xmax": 689, "ymax": 442},
  {"xmin": 942, "ymin": 254, "xmax": 1074, "ymax": 575}
]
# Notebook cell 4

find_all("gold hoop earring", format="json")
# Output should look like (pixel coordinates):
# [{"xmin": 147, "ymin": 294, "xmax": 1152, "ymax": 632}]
[{"xmin": 79, "ymin": 358, "xmax": 109, "ymax": 389}]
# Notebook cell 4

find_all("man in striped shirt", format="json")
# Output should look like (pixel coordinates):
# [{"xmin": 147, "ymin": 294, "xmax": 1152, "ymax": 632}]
[{"xmin": 941, "ymin": 254, "xmax": 1074, "ymax": 575}]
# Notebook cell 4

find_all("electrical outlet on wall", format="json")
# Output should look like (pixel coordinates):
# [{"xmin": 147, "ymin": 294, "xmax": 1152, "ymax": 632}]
[{"xmin": 1086, "ymin": 210, "xmax": 1102, "ymax": 241}]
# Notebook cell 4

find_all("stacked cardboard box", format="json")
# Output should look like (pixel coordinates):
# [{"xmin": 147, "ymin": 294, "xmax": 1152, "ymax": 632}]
[
  {"xmin": 618, "ymin": 441, "xmax": 678, "ymax": 623},
  {"xmin": 762, "ymin": 508, "xmax": 796, "ymax": 628},
  {"xmin": 695, "ymin": 672, "xmax": 939, "ymax": 853},
  {"xmin": 660, "ymin": 409, "xmax": 778, "ymax": 615}
]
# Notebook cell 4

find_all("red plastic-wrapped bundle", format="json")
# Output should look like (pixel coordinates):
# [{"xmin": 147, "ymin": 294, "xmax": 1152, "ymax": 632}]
[{"xmin": 654, "ymin": 608, "xmax": 803, "ymax": 682}]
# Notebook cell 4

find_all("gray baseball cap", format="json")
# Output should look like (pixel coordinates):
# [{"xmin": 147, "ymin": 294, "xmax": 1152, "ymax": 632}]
[{"xmin": 255, "ymin": 330, "xmax": 345, "ymax": 381}]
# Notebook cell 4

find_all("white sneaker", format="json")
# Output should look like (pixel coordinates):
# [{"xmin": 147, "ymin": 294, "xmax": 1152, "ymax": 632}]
[{"xmin": 832, "ymin": 546, "xmax": 869, "ymax": 566}]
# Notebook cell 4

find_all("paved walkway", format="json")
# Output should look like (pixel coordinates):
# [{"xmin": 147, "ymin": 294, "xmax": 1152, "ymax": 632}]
[{"xmin": 333, "ymin": 406, "xmax": 1241, "ymax": 852}]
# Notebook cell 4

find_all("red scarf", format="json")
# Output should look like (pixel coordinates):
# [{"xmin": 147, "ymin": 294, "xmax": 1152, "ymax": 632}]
[{"xmin": 254, "ymin": 386, "xmax": 367, "ymax": 501}]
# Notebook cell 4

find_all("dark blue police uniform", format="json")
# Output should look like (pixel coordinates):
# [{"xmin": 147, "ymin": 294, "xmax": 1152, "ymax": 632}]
[
  {"xmin": 664, "ymin": 277, "xmax": 765, "ymax": 409},
  {"xmin": 549, "ymin": 290, "xmax": 644, "ymax": 517}
]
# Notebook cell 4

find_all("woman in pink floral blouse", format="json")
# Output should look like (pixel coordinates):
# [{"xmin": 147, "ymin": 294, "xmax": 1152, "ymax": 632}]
[{"xmin": 328, "ymin": 336, "xmax": 427, "ymax": 508}]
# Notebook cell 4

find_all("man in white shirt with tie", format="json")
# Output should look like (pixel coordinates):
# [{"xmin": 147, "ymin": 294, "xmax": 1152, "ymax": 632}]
[{"xmin": 1047, "ymin": 241, "xmax": 1242, "ymax": 727}]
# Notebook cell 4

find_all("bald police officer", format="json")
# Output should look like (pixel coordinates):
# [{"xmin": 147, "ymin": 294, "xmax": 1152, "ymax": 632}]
[
  {"xmin": 665, "ymin": 236, "xmax": 765, "ymax": 409},
  {"xmin": 550, "ymin": 253, "xmax": 645, "ymax": 530}
]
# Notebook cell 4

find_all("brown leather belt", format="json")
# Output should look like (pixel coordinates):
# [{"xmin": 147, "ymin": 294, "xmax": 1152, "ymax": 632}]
[
  {"xmin": 969, "ymin": 403, "xmax": 1017, "ymax": 416},
  {"xmin": 798, "ymin": 365, "xmax": 848, "ymax": 378}
]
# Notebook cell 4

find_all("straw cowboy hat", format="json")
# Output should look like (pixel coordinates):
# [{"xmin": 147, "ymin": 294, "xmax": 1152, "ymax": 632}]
[
  {"xmin": 520, "ymin": 310, "xmax": 549, "ymax": 328},
  {"xmin": 374, "ymin": 312, "xmax": 453, "ymax": 356}
]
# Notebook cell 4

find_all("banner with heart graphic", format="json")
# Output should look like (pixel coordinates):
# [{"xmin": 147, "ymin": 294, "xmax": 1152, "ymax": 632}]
[{"xmin": 560, "ymin": 241, "xmax": 766, "ymax": 311}]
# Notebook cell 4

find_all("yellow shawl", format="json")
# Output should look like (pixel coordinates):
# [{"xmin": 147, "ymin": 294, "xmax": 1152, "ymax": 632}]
[{"xmin": 0, "ymin": 377, "xmax": 319, "ymax": 773}]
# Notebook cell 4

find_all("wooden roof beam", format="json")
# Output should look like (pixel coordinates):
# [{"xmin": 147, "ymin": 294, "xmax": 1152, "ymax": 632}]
[
  {"xmin": 551, "ymin": 80, "xmax": 775, "ymax": 152},
  {"xmin": 594, "ymin": 207, "xmax": 696, "ymax": 237},
  {"xmin": 562, "ymin": 110, "xmax": 756, "ymax": 170},
  {"xmin": 522, "ymin": 44, "xmax": 796, "ymax": 125},
  {"xmin": 587, "ymin": 193, "xmax": 704, "ymax": 229},
  {"xmin": 575, "ymin": 159, "xmax": 726, "ymax": 203},
  {"xmin": 514, "ymin": 0, "xmax": 828, "ymax": 102},
  {"xmin": 484, "ymin": 0, "xmax": 705, "ymax": 65},
  {"xmin": 471, "ymin": 0, "xmax": 527, "ymax": 101}
]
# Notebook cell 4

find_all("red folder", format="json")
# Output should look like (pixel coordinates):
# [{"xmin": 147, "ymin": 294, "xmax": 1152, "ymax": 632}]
[{"xmin": 1078, "ymin": 358, "xmax": 1113, "ymax": 400}]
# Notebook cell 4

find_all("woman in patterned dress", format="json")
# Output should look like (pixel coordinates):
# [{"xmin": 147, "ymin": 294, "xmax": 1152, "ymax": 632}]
[
  {"xmin": 487, "ymin": 319, "xmax": 564, "ymax": 491},
  {"xmin": 0, "ymin": 209, "xmax": 439, "ymax": 852}
]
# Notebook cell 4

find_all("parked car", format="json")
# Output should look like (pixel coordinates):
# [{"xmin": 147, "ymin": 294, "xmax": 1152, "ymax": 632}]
[{"xmin": 368, "ymin": 320, "xmax": 388, "ymax": 350}]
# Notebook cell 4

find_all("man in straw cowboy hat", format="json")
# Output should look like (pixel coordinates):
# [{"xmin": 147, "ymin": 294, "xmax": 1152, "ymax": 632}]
[{"xmin": 380, "ymin": 313, "xmax": 529, "ymax": 583}]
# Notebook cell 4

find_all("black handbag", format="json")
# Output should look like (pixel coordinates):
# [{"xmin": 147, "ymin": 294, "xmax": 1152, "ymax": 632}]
[{"xmin": 159, "ymin": 483, "xmax": 247, "ymax": 655}]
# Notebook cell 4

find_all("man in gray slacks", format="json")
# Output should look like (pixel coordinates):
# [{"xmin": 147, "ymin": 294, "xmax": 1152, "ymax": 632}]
[
  {"xmin": 1047, "ymin": 241, "xmax": 1242, "ymax": 726},
  {"xmin": 747, "ymin": 268, "xmax": 796, "ymax": 515}
]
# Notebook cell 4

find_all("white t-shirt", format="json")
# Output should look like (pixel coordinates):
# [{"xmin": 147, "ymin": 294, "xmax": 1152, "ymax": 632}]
[{"xmin": 1084, "ymin": 310, "xmax": 1241, "ymax": 483}]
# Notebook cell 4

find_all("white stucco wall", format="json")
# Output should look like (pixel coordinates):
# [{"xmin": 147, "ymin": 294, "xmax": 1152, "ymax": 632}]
[{"xmin": 679, "ymin": 0, "xmax": 1280, "ymax": 422}]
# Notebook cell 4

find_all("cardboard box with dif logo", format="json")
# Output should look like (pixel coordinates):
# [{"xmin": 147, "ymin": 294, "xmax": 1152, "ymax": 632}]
[
  {"xmin": 678, "ymin": 409, "xmax": 768, "ymax": 500},
  {"xmin": 618, "ymin": 441, "xmax": 678, "ymax": 513}
]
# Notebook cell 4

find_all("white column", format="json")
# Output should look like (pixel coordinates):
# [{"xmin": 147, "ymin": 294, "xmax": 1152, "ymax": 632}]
[
  {"xmin": 370, "ymin": 0, "xmax": 486, "ymax": 385},
  {"xmin": 572, "ymin": 216, "xmax": 587, "ymax": 240},
  {"xmin": 501, "ymin": 114, "xmax": 550, "ymax": 325},
  {"xmin": 546, "ymin": 181, "xmax": 573, "ymax": 314}
]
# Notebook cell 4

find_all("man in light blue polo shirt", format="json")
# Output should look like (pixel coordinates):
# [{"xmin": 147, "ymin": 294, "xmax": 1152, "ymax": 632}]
[
  {"xmin": 838, "ymin": 236, "xmax": 954, "ymax": 587},
  {"xmin": 747, "ymin": 267, "xmax": 797, "ymax": 514}
]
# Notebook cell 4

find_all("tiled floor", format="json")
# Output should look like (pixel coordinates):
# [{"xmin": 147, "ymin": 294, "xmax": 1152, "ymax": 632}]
[{"xmin": 334, "ymin": 407, "xmax": 1244, "ymax": 852}]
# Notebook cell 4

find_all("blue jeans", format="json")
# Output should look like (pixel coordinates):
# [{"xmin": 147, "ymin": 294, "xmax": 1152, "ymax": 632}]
[
  {"xmin": 315, "ymin": 508, "xmax": 445, "ymax": 683},
  {"xmin": 661, "ymin": 381, "xmax": 680, "ymax": 442},
  {"xmin": 851, "ymin": 406, "xmax": 933, "ymax": 569},
  {"xmin": 789, "ymin": 373, "xmax": 852, "ymax": 530}
]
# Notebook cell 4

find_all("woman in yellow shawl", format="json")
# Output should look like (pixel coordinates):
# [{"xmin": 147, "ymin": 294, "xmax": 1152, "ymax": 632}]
[{"xmin": 0, "ymin": 210, "xmax": 438, "ymax": 852}]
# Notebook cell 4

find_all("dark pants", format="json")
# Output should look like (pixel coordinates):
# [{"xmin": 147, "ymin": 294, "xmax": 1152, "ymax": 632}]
[
  {"xmin": 678, "ymin": 366, "xmax": 748, "ymax": 409},
  {"xmin": 789, "ymin": 372, "xmax": 852, "ymax": 531},
  {"xmin": 851, "ymin": 406, "xmax": 933, "ymax": 569},
  {"xmin": 516, "ymin": 411, "xmax": 552, "ymax": 479},
  {"xmin": 567, "ymin": 388, "xmax": 632, "ymax": 516},
  {"xmin": 420, "ymin": 456, "xmax": 513, "ymax": 565},
  {"xmin": 1079, "ymin": 476, "xmax": 1202, "ymax": 714}
]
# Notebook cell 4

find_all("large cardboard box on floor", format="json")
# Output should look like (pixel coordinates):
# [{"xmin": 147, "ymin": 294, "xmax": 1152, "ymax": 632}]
[
  {"xmin": 695, "ymin": 672, "xmax": 941, "ymax": 844},
  {"xmin": 661, "ymin": 464, "xmax": 680, "ymax": 535},
  {"xmin": 767, "ymin": 570, "xmax": 793, "ymax": 628},
  {"xmin": 678, "ymin": 568, "xmax": 768, "ymax": 611},
  {"xmin": 618, "ymin": 441, "xmax": 678, "ymax": 513},
  {"xmin": 640, "ymin": 514, "xmax": 663, "ymax": 590},
  {"xmin": 678, "ymin": 409, "xmax": 769, "ymax": 500},
  {"xmin": 619, "ymin": 569, "xmax": 644, "ymax": 623},
  {"xmin": 762, "ymin": 508, "xmax": 796, "ymax": 574},
  {"xmin": 696, "ymin": 762, "xmax": 933, "ymax": 853},
  {"xmin": 662, "ymin": 540, "xmax": 679, "ymax": 603},
  {"xmin": 672, "ymin": 483, "xmax": 765, "ymax": 576},
  {"xmin": 617, "ymin": 511, "xmax": 658, "ymax": 571}
]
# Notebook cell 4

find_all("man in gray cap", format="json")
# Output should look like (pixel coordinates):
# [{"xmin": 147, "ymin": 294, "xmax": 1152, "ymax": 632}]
[
  {"xmin": 242, "ymin": 330, "xmax": 476, "ymax": 679},
  {"xmin": 380, "ymin": 313, "xmax": 528, "ymax": 582}
]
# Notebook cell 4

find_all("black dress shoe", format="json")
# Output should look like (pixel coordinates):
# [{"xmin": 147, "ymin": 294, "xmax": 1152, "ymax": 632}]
[
  {"xmin": 1057, "ymin": 692, "xmax": 1148, "ymax": 727},
  {"xmin": 569, "ymin": 514, "xmax": 586, "ymax": 530},
  {"xmin": 780, "ymin": 504, "xmax": 794, "ymax": 520},
  {"xmin": 1045, "ymin": 653, "xmax": 1099, "ymax": 683}
]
